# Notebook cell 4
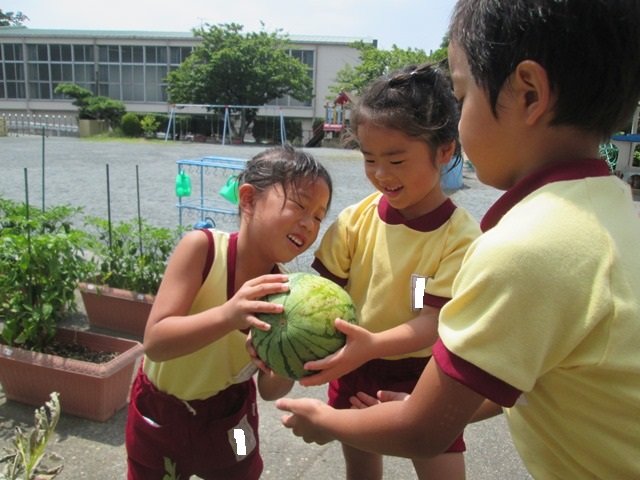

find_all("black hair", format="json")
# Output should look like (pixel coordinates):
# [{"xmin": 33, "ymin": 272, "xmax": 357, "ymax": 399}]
[
  {"xmin": 349, "ymin": 63, "xmax": 460, "ymax": 157},
  {"xmin": 237, "ymin": 144, "xmax": 333, "ymax": 212},
  {"xmin": 449, "ymin": 0, "xmax": 640, "ymax": 139}
]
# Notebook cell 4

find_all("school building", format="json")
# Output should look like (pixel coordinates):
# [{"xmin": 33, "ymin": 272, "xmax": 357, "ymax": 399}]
[{"xmin": 0, "ymin": 26, "xmax": 374, "ymax": 141}]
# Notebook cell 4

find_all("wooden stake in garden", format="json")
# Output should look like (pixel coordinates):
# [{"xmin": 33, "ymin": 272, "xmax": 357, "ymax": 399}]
[
  {"xmin": 24, "ymin": 167, "xmax": 33, "ymax": 308},
  {"xmin": 136, "ymin": 165, "xmax": 143, "ymax": 255},
  {"xmin": 105, "ymin": 164, "xmax": 113, "ymax": 270}
]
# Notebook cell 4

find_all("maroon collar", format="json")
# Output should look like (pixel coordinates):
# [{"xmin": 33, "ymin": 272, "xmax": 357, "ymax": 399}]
[
  {"xmin": 481, "ymin": 159, "xmax": 611, "ymax": 232},
  {"xmin": 377, "ymin": 195, "xmax": 457, "ymax": 232}
]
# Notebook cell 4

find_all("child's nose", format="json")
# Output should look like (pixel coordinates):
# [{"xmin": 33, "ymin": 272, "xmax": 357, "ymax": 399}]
[
  {"xmin": 299, "ymin": 213, "xmax": 314, "ymax": 231},
  {"xmin": 374, "ymin": 164, "xmax": 391, "ymax": 180}
]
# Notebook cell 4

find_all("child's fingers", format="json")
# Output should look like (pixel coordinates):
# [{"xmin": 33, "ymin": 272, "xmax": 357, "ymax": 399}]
[
  {"xmin": 246, "ymin": 315, "xmax": 271, "ymax": 331},
  {"xmin": 247, "ymin": 299, "xmax": 284, "ymax": 316},
  {"xmin": 377, "ymin": 390, "xmax": 410, "ymax": 403},
  {"xmin": 245, "ymin": 333, "xmax": 272, "ymax": 373},
  {"xmin": 334, "ymin": 317, "xmax": 360, "ymax": 334},
  {"xmin": 247, "ymin": 273, "xmax": 289, "ymax": 285},
  {"xmin": 303, "ymin": 350, "xmax": 338, "ymax": 371},
  {"xmin": 350, "ymin": 391, "xmax": 386, "ymax": 408}
]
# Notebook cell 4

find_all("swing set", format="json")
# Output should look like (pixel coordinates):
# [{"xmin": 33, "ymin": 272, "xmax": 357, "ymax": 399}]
[{"xmin": 164, "ymin": 104, "xmax": 287, "ymax": 145}]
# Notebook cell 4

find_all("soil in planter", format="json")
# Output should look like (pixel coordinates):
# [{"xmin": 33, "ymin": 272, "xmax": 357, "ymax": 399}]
[
  {"xmin": 1, "ymin": 317, "xmax": 118, "ymax": 363},
  {"xmin": 37, "ymin": 342, "xmax": 118, "ymax": 363}
]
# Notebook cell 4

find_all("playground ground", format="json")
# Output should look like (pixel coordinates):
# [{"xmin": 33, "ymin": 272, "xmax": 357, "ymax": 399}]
[{"xmin": 0, "ymin": 135, "xmax": 536, "ymax": 479}]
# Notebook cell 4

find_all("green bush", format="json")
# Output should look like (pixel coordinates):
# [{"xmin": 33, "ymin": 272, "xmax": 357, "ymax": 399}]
[
  {"xmin": 140, "ymin": 114, "xmax": 161, "ymax": 138},
  {"xmin": 84, "ymin": 217, "xmax": 182, "ymax": 294},
  {"xmin": 54, "ymin": 83, "xmax": 126, "ymax": 129},
  {"xmin": 121, "ymin": 112, "xmax": 142, "ymax": 137},
  {"xmin": 0, "ymin": 198, "xmax": 93, "ymax": 350}
]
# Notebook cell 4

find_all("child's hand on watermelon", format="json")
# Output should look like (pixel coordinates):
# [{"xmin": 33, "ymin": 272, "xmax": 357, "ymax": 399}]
[
  {"xmin": 222, "ymin": 273, "xmax": 289, "ymax": 332},
  {"xmin": 299, "ymin": 319, "xmax": 374, "ymax": 387},
  {"xmin": 245, "ymin": 331, "xmax": 271, "ymax": 374},
  {"xmin": 246, "ymin": 315, "xmax": 295, "ymax": 400},
  {"xmin": 349, "ymin": 390, "xmax": 410, "ymax": 409}
]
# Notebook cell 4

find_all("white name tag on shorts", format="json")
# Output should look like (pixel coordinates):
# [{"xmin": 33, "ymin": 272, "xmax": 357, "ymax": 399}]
[
  {"xmin": 228, "ymin": 414, "xmax": 257, "ymax": 461},
  {"xmin": 411, "ymin": 274, "xmax": 428, "ymax": 312}
]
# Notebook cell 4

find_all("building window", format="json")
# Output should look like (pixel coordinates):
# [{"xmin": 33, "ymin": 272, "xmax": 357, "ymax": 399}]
[
  {"xmin": 268, "ymin": 49, "xmax": 314, "ymax": 108},
  {"xmin": 71, "ymin": 45, "xmax": 96, "ymax": 94},
  {"xmin": 74, "ymin": 45, "xmax": 94, "ymax": 63},
  {"xmin": 50, "ymin": 44, "xmax": 72, "ymax": 62},
  {"xmin": 50, "ymin": 44, "xmax": 74, "ymax": 98},
  {"xmin": 144, "ymin": 46, "xmax": 168, "ymax": 102},
  {"xmin": 121, "ymin": 46, "xmax": 145, "ymax": 101},
  {"xmin": 27, "ymin": 44, "xmax": 52, "ymax": 99},
  {"xmin": 170, "ymin": 47, "xmax": 192, "ymax": 65},
  {"xmin": 2, "ymin": 43, "xmax": 26, "ymax": 98}
]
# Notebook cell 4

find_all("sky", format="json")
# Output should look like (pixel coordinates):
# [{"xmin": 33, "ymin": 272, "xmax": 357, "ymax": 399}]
[{"xmin": 3, "ymin": 0, "xmax": 456, "ymax": 53}]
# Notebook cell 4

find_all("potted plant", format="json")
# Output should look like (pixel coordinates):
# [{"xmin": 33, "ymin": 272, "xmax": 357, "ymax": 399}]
[
  {"xmin": 0, "ymin": 197, "xmax": 143, "ymax": 422},
  {"xmin": 79, "ymin": 216, "xmax": 180, "ymax": 338}
]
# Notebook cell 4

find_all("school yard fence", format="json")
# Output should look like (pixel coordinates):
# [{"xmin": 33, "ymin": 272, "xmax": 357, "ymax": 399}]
[{"xmin": 0, "ymin": 112, "xmax": 78, "ymax": 137}]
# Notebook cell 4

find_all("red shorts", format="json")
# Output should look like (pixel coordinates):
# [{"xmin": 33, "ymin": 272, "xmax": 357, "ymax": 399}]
[
  {"xmin": 328, "ymin": 357, "xmax": 466, "ymax": 453},
  {"xmin": 125, "ymin": 368, "xmax": 262, "ymax": 480}
]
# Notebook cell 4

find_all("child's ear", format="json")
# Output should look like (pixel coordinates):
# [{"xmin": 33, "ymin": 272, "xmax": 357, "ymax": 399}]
[
  {"xmin": 436, "ymin": 140, "xmax": 457, "ymax": 165},
  {"xmin": 238, "ymin": 183, "xmax": 256, "ymax": 216},
  {"xmin": 512, "ymin": 60, "xmax": 552, "ymax": 126}
]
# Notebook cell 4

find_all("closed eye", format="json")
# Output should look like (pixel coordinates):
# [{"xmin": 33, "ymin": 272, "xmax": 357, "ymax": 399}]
[{"xmin": 289, "ymin": 199, "xmax": 305, "ymax": 210}]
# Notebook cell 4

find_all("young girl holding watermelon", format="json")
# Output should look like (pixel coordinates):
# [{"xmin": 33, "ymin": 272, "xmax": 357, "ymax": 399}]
[
  {"xmin": 301, "ymin": 64, "xmax": 481, "ymax": 479},
  {"xmin": 125, "ymin": 144, "xmax": 332, "ymax": 480}
]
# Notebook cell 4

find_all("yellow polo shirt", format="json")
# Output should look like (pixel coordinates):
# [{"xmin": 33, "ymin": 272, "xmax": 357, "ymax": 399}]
[
  {"xmin": 436, "ymin": 160, "xmax": 640, "ymax": 478},
  {"xmin": 314, "ymin": 192, "xmax": 480, "ymax": 359}
]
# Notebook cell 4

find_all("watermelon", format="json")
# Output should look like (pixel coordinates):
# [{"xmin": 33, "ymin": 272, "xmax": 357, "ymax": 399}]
[{"xmin": 251, "ymin": 272, "xmax": 357, "ymax": 380}]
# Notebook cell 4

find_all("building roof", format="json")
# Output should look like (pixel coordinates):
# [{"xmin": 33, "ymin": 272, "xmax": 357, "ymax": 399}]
[
  {"xmin": 0, "ymin": 26, "xmax": 376, "ymax": 46},
  {"xmin": 0, "ymin": 26, "xmax": 196, "ymax": 40}
]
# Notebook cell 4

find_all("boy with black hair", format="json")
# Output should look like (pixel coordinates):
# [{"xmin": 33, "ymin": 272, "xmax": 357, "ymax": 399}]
[{"xmin": 276, "ymin": 1, "xmax": 640, "ymax": 477}]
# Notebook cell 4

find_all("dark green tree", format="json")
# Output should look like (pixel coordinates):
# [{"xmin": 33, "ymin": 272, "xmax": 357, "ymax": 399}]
[
  {"xmin": 330, "ymin": 36, "xmax": 450, "ymax": 98},
  {"xmin": 166, "ymin": 23, "xmax": 313, "ymax": 142},
  {"xmin": 428, "ymin": 34, "xmax": 450, "ymax": 64},
  {"xmin": 54, "ymin": 83, "xmax": 126, "ymax": 129},
  {"xmin": 0, "ymin": 9, "xmax": 29, "ymax": 26}
]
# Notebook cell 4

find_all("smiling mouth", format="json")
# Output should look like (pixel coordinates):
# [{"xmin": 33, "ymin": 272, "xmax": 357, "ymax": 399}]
[
  {"xmin": 287, "ymin": 234, "xmax": 304, "ymax": 248},
  {"xmin": 384, "ymin": 185, "xmax": 402, "ymax": 194}
]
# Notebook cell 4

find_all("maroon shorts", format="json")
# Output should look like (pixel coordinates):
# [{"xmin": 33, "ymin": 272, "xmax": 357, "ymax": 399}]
[
  {"xmin": 125, "ymin": 368, "xmax": 262, "ymax": 480},
  {"xmin": 328, "ymin": 357, "xmax": 465, "ymax": 453}
]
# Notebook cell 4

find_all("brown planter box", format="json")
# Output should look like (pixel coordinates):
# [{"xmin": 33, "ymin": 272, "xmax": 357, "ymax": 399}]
[
  {"xmin": 79, "ymin": 282, "xmax": 154, "ymax": 339},
  {"xmin": 0, "ymin": 327, "xmax": 143, "ymax": 422}
]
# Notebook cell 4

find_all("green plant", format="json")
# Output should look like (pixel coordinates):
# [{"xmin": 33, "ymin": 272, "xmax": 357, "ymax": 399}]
[
  {"xmin": 0, "ymin": 392, "xmax": 63, "ymax": 480},
  {"xmin": 54, "ymin": 83, "xmax": 126, "ymax": 129},
  {"xmin": 0, "ymin": 198, "xmax": 93, "ymax": 350},
  {"xmin": 84, "ymin": 217, "xmax": 181, "ymax": 294},
  {"xmin": 163, "ymin": 457, "xmax": 180, "ymax": 480},
  {"xmin": 140, "ymin": 114, "xmax": 161, "ymax": 138},
  {"xmin": 121, "ymin": 112, "xmax": 142, "ymax": 137}
]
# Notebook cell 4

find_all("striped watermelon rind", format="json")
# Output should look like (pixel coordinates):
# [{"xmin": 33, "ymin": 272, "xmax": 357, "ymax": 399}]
[{"xmin": 251, "ymin": 272, "xmax": 357, "ymax": 380}]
